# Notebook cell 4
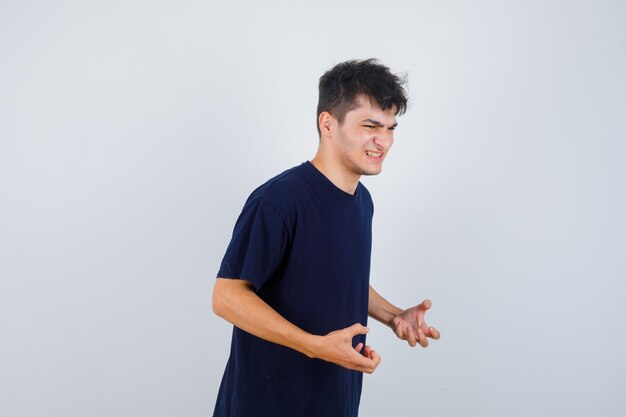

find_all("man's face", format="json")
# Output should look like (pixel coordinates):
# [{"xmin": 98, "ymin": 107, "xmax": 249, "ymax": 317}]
[{"xmin": 334, "ymin": 95, "xmax": 397, "ymax": 176}]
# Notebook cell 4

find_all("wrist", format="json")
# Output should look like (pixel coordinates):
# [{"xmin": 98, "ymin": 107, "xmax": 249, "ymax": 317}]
[
  {"xmin": 383, "ymin": 307, "xmax": 404, "ymax": 329},
  {"xmin": 299, "ymin": 333, "xmax": 323, "ymax": 359}
]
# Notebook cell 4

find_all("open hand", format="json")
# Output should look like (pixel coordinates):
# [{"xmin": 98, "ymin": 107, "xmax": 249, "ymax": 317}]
[
  {"xmin": 392, "ymin": 299, "xmax": 440, "ymax": 348},
  {"xmin": 313, "ymin": 323, "xmax": 381, "ymax": 374}
]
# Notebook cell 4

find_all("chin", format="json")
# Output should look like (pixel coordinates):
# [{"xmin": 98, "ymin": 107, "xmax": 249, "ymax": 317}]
[{"xmin": 359, "ymin": 166, "xmax": 383, "ymax": 176}]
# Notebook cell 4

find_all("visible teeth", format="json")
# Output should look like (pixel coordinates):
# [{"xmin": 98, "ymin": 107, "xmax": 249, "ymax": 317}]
[{"xmin": 366, "ymin": 151, "xmax": 382, "ymax": 157}]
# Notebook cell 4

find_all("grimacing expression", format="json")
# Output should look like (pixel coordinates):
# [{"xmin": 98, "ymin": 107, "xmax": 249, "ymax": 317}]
[{"xmin": 335, "ymin": 96, "xmax": 397, "ymax": 176}]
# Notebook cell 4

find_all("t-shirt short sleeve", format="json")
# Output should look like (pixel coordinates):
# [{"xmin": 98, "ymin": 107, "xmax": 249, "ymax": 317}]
[{"xmin": 217, "ymin": 197, "xmax": 289, "ymax": 290}]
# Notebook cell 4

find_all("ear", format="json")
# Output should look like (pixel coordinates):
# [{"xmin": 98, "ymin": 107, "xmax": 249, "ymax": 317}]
[{"xmin": 318, "ymin": 111, "xmax": 335, "ymax": 140}]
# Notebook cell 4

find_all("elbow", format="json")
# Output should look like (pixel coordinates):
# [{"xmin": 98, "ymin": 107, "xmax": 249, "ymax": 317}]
[
  {"xmin": 212, "ymin": 279, "xmax": 227, "ymax": 318},
  {"xmin": 212, "ymin": 277, "xmax": 254, "ymax": 320}
]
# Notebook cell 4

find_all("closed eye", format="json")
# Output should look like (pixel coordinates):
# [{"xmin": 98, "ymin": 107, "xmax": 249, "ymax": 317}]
[{"xmin": 362, "ymin": 119, "xmax": 397, "ymax": 130}]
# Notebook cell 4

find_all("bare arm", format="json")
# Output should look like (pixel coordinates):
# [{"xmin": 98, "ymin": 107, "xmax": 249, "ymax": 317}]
[
  {"xmin": 368, "ymin": 285, "xmax": 404, "ymax": 328},
  {"xmin": 368, "ymin": 284, "xmax": 441, "ymax": 348},
  {"xmin": 213, "ymin": 277, "xmax": 381, "ymax": 373}
]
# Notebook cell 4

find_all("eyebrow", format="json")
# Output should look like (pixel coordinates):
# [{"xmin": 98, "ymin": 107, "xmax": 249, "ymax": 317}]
[{"xmin": 363, "ymin": 119, "xmax": 398, "ymax": 129}]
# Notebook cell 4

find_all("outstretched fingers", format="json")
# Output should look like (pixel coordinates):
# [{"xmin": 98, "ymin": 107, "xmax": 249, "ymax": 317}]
[
  {"xmin": 406, "ymin": 326, "xmax": 417, "ymax": 347},
  {"xmin": 428, "ymin": 326, "xmax": 441, "ymax": 340},
  {"xmin": 397, "ymin": 299, "xmax": 440, "ymax": 348},
  {"xmin": 417, "ymin": 328, "xmax": 429, "ymax": 348},
  {"xmin": 416, "ymin": 299, "xmax": 432, "ymax": 327}
]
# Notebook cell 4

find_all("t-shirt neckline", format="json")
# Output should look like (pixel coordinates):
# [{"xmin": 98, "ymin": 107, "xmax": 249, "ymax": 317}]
[{"xmin": 303, "ymin": 161, "xmax": 361, "ymax": 202}]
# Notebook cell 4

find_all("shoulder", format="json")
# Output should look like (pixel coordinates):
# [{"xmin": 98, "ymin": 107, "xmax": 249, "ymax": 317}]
[
  {"xmin": 358, "ymin": 181, "xmax": 372, "ymax": 202},
  {"xmin": 357, "ymin": 181, "xmax": 374, "ymax": 211},
  {"xmin": 245, "ymin": 163, "xmax": 310, "ymax": 216}
]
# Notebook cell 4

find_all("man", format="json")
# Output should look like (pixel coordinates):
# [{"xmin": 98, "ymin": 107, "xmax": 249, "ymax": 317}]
[{"xmin": 212, "ymin": 58, "xmax": 440, "ymax": 417}]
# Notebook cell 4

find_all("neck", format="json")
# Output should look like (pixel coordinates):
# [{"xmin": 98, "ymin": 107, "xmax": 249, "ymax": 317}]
[{"xmin": 310, "ymin": 153, "xmax": 360, "ymax": 195}]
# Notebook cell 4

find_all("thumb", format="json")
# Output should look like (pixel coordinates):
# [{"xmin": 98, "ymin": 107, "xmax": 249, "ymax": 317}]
[
  {"xmin": 346, "ymin": 323, "xmax": 370, "ymax": 337},
  {"xmin": 420, "ymin": 299, "xmax": 432, "ymax": 310}
]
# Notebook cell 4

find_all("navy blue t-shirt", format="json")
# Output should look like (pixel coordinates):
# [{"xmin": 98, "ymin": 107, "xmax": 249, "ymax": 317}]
[{"xmin": 214, "ymin": 161, "xmax": 373, "ymax": 417}]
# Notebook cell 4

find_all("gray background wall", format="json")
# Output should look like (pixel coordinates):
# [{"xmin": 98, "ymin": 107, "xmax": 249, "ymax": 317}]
[{"xmin": 1, "ymin": 1, "xmax": 625, "ymax": 416}]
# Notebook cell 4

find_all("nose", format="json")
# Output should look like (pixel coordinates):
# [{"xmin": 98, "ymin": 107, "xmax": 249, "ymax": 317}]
[{"xmin": 374, "ymin": 130, "xmax": 394, "ymax": 151}]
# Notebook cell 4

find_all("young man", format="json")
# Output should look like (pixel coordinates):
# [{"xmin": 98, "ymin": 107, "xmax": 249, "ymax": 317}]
[{"xmin": 212, "ymin": 59, "xmax": 440, "ymax": 417}]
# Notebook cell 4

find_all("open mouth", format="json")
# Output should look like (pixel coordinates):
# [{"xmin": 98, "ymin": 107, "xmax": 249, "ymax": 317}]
[{"xmin": 365, "ymin": 150, "xmax": 383, "ymax": 158}]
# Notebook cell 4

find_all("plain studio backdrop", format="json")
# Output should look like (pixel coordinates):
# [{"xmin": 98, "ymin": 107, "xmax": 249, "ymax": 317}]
[{"xmin": 1, "ymin": 1, "xmax": 625, "ymax": 416}]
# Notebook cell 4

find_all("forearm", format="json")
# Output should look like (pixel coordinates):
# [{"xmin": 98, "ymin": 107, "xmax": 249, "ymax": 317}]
[
  {"xmin": 212, "ymin": 277, "xmax": 319, "ymax": 358},
  {"xmin": 368, "ymin": 285, "xmax": 403, "ymax": 328}
]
